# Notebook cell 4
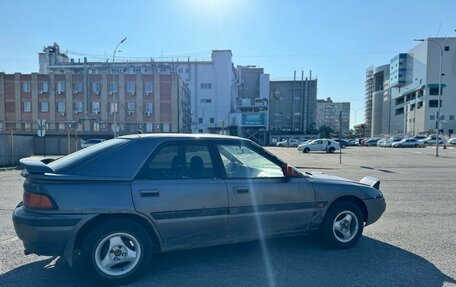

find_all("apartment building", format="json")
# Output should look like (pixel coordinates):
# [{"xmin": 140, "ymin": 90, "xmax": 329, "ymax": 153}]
[
  {"xmin": 316, "ymin": 97, "xmax": 350, "ymax": 134},
  {"xmin": 269, "ymin": 74, "xmax": 317, "ymax": 138},
  {"xmin": 0, "ymin": 71, "xmax": 191, "ymax": 135},
  {"xmin": 366, "ymin": 37, "xmax": 456, "ymax": 137},
  {"xmin": 39, "ymin": 44, "xmax": 237, "ymax": 134}
]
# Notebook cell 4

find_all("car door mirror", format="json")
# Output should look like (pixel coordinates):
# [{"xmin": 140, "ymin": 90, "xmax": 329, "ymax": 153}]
[{"xmin": 282, "ymin": 164, "xmax": 299, "ymax": 178}]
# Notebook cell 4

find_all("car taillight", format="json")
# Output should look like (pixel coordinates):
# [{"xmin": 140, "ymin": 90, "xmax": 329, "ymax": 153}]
[{"xmin": 23, "ymin": 192, "xmax": 55, "ymax": 210}]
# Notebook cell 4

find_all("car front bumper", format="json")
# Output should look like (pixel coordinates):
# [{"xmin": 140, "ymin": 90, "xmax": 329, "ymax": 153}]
[
  {"xmin": 363, "ymin": 197, "xmax": 386, "ymax": 226},
  {"xmin": 12, "ymin": 204, "xmax": 88, "ymax": 257}
]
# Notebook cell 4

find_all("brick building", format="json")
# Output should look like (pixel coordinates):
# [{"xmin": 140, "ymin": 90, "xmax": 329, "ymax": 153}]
[{"xmin": 0, "ymin": 71, "xmax": 191, "ymax": 136}]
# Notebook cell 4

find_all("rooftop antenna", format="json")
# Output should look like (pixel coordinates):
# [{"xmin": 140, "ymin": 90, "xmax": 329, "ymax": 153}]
[{"xmin": 436, "ymin": 23, "xmax": 442, "ymax": 37}]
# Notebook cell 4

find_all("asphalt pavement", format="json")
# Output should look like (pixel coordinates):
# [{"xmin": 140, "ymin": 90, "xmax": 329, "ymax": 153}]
[{"xmin": 0, "ymin": 146, "xmax": 455, "ymax": 287}]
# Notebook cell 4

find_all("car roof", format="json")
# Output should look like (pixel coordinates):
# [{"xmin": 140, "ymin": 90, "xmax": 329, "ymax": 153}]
[{"xmin": 118, "ymin": 133, "xmax": 248, "ymax": 141}]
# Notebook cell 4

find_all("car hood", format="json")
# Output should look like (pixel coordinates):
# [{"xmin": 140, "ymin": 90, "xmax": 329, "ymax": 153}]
[{"xmin": 309, "ymin": 171, "xmax": 356, "ymax": 183}]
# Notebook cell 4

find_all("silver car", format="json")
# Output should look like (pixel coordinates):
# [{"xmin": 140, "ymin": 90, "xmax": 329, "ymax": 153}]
[{"xmin": 13, "ymin": 134, "xmax": 385, "ymax": 285}]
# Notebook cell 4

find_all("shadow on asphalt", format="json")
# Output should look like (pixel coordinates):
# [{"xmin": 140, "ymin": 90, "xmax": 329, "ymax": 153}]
[{"xmin": 1, "ymin": 235, "xmax": 454, "ymax": 287}]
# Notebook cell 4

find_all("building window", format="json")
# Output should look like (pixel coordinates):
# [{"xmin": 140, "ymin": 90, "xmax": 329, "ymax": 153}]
[
  {"xmin": 146, "ymin": 123, "xmax": 153, "ymax": 132},
  {"xmin": 200, "ymin": 83, "xmax": 212, "ymax": 89},
  {"xmin": 57, "ymin": 102, "xmax": 65, "ymax": 113},
  {"xmin": 200, "ymin": 99, "xmax": 212, "ymax": 103},
  {"xmin": 178, "ymin": 68, "xmax": 183, "ymax": 73},
  {"xmin": 210, "ymin": 117, "xmax": 214, "ymax": 124},
  {"xmin": 449, "ymin": 129, "xmax": 454, "ymax": 135},
  {"xmin": 74, "ymin": 102, "xmax": 83, "ymax": 113},
  {"xmin": 24, "ymin": 122, "xmax": 31, "ymax": 130},
  {"xmin": 430, "ymin": 115, "xmax": 435, "ymax": 121},
  {"xmin": 40, "ymin": 101, "xmax": 49, "ymax": 112},
  {"xmin": 144, "ymin": 82, "xmax": 153, "ymax": 94},
  {"xmin": 92, "ymin": 82, "xmax": 100, "ymax": 94},
  {"xmin": 23, "ymin": 101, "xmax": 31, "ymax": 112},
  {"xmin": 133, "ymin": 68, "xmax": 142, "ymax": 73},
  {"xmin": 185, "ymin": 68, "xmax": 189, "ymax": 73},
  {"xmin": 450, "ymin": 115, "xmax": 455, "ymax": 121},
  {"xmin": 92, "ymin": 102, "xmax": 100, "ymax": 114},
  {"xmin": 145, "ymin": 103, "xmax": 153, "ymax": 115},
  {"xmin": 38, "ymin": 81, "xmax": 49, "ymax": 93},
  {"xmin": 56, "ymin": 81, "xmax": 65, "ymax": 94},
  {"xmin": 58, "ymin": 123, "xmax": 66, "ymax": 130},
  {"xmin": 110, "ymin": 103, "xmax": 118, "ymax": 113},
  {"xmin": 429, "ymin": 87, "xmax": 440, "ymax": 95},
  {"xmin": 163, "ymin": 123, "xmax": 170, "ymax": 133},
  {"xmin": 198, "ymin": 129, "xmax": 203, "ymax": 133},
  {"xmin": 429, "ymin": 100, "xmax": 441, "ymax": 108},
  {"xmin": 440, "ymin": 115, "xmax": 445, "ymax": 120},
  {"xmin": 198, "ymin": 117, "xmax": 203, "ymax": 124},
  {"xmin": 22, "ymin": 81, "xmax": 31, "ymax": 92},
  {"xmin": 444, "ymin": 46, "xmax": 450, "ymax": 51},
  {"xmin": 126, "ymin": 82, "xmax": 135, "ymax": 94},
  {"xmin": 73, "ymin": 81, "xmax": 83, "ymax": 94},
  {"xmin": 395, "ymin": 107, "xmax": 404, "ymax": 115},
  {"xmin": 92, "ymin": 122, "xmax": 100, "ymax": 132},
  {"xmin": 127, "ymin": 102, "xmax": 136, "ymax": 113},
  {"xmin": 109, "ymin": 82, "xmax": 118, "ymax": 93}
]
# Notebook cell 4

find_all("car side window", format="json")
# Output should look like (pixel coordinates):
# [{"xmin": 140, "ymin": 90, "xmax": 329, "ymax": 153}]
[
  {"xmin": 217, "ymin": 144, "xmax": 284, "ymax": 179},
  {"xmin": 141, "ymin": 143, "xmax": 215, "ymax": 180}
]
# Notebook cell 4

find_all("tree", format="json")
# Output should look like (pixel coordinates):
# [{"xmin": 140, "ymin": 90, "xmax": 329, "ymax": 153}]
[{"xmin": 319, "ymin": 125, "xmax": 334, "ymax": 138}]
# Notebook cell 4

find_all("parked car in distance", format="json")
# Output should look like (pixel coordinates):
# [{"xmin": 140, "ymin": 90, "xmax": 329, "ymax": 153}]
[
  {"xmin": 382, "ymin": 136, "xmax": 403, "ymax": 147},
  {"xmin": 13, "ymin": 134, "xmax": 385, "ymax": 285},
  {"xmin": 297, "ymin": 139, "xmax": 341, "ymax": 153},
  {"xmin": 332, "ymin": 139, "xmax": 349, "ymax": 148},
  {"xmin": 276, "ymin": 138, "xmax": 301, "ymax": 147},
  {"xmin": 364, "ymin": 138, "xmax": 380, "ymax": 146},
  {"xmin": 418, "ymin": 135, "xmax": 444, "ymax": 145},
  {"xmin": 391, "ymin": 138, "xmax": 423, "ymax": 148},
  {"xmin": 448, "ymin": 138, "xmax": 456, "ymax": 145},
  {"xmin": 80, "ymin": 138, "xmax": 105, "ymax": 149}
]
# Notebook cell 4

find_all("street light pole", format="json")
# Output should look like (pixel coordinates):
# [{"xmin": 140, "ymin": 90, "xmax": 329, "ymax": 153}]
[
  {"xmin": 414, "ymin": 38, "xmax": 444, "ymax": 157},
  {"xmin": 112, "ymin": 37, "xmax": 127, "ymax": 138}
]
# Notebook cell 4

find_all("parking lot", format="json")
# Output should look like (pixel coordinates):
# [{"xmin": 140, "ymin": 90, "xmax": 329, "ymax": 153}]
[{"xmin": 1, "ymin": 146, "xmax": 456, "ymax": 287}]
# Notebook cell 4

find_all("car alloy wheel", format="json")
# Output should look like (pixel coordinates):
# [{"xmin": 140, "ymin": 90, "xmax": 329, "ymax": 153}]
[
  {"xmin": 321, "ymin": 202, "xmax": 364, "ymax": 249},
  {"xmin": 94, "ymin": 232, "xmax": 142, "ymax": 277},
  {"xmin": 332, "ymin": 211, "xmax": 358, "ymax": 243},
  {"xmin": 82, "ymin": 219, "xmax": 152, "ymax": 285}
]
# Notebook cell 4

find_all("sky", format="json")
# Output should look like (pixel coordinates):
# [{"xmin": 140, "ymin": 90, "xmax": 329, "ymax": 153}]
[{"xmin": 1, "ymin": 0, "xmax": 456, "ymax": 128}]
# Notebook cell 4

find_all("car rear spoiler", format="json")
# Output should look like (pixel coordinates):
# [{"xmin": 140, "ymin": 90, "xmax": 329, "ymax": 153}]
[
  {"xmin": 19, "ymin": 158, "xmax": 55, "ymax": 175},
  {"xmin": 360, "ymin": 176, "xmax": 380, "ymax": 189}
]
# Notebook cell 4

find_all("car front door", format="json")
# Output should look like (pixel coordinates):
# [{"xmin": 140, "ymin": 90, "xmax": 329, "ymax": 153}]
[
  {"xmin": 215, "ymin": 142, "xmax": 315, "ymax": 241},
  {"xmin": 132, "ymin": 141, "xmax": 228, "ymax": 249}
]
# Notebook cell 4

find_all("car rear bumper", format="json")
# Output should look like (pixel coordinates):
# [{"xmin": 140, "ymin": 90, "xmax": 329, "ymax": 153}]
[
  {"xmin": 363, "ymin": 197, "xmax": 386, "ymax": 226},
  {"xmin": 12, "ymin": 204, "xmax": 87, "ymax": 256}
]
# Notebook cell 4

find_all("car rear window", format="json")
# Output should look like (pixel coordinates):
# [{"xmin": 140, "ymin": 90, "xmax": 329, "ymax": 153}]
[{"xmin": 48, "ymin": 139, "xmax": 129, "ymax": 173}]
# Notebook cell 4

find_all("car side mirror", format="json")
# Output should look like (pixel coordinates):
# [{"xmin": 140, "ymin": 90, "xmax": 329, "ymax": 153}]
[{"xmin": 282, "ymin": 164, "xmax": 296, "ymax": 178}]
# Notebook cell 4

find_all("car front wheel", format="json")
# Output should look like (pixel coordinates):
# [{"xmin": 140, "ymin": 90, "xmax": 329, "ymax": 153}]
[
  {"xmin": 81, "ymin": 219, "xmax": 153, "ymax": 285},
  {"xmin": 303, "ymin": 147, "xmax": 310, "ymax": 153},
  {"xmin": 321, "ymin": 202, "xmax": 364, "ymax": 249}
]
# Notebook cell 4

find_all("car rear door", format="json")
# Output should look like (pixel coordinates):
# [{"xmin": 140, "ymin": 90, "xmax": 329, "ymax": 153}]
[
  {"xmin": 131, "ymin": 141, "xmax": 228, "ymax": 249},
  {"xmin": 215, "ymin": 142, "xmax": 315, "ymax": 241}
]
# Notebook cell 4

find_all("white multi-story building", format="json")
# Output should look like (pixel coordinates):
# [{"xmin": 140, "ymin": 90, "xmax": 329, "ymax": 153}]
[
  {"xmin": 365, "ymin": 37, "xmax": 456, "ymax": 137},
  {"xmin": 316, "ymin": 97, "xmax": 350, "ymax": 134},
  {"xmin": 40, "ymin": 45, "xmax": 237, "ymax": 133},
  {"xmin": 387, "ymin": 37, "xmax": 456, "ymax": 137}
]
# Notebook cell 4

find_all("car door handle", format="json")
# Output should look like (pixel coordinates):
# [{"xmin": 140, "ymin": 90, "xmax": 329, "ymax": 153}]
[
  {"xmin": 233, "ymin": 188, "xmax": 249, "ymax": 194},
  {"xmin": 140, "ymin": 189, "xmax": 160, "ymax": 197}
]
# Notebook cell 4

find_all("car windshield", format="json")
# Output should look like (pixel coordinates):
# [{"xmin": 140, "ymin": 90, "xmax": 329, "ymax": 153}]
[{"xmin": 48, "ymin": 138, "xmax": 129, "ymax": 173}]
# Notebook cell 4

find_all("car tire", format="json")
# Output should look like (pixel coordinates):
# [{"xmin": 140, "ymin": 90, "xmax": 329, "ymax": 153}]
[
  {"xmin": 303, "ymin": 147, "xmax": 310, "ymax": 153},
  {"xmin": 293, "ymin": 144, "xmax": 298, "ymax": 148},
  {"xmin": 320, "ymin": 202, "xmax": 364, "ymax": 249},
  {"xmin": 81, "ymin": 219, "xmax": 153, "ymax": 285},
  {"xmin": 328, "ymin": 147, "xmax": 335, "ymax": 153}
]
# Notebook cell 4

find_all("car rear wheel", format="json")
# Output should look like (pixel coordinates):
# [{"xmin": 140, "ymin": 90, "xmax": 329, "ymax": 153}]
[
  {"xmin": 81, "ymin": 219, "xmax": 152, "ymax": 285},
  {"xmin": 303, "ymin": 147, "xmax": 310, "ymax": 153},
  {"xmin": 321, "ymin": 202, "xmax": 364, "ymax": 249},
  {"xmin": 328, "ymin": 147, "xmax": 335, "ymax": 153}
]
